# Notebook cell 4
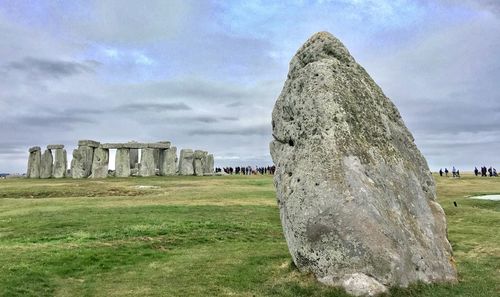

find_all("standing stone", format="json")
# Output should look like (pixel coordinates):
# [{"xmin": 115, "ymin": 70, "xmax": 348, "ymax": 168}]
[
  {"xmin": 139, "ymin": 148, "xmax": 156, "ymax": 177},
  {"xmin": 159, "ymin": 147, "xmax": 177, "ymax": 176},
  {"xmin": 27, "ymin": 146, "xmax": 41, "ymax": 178},
  {"xmin": 115, "ymin": 148, "xmax": 131, "ymax": 177},
  {"xmin": 270, "ymin": 32, "xmax": 457, "ymax": 295},
  {"xmin": 52, "ymin": 148, "xmax": 67, "ymax": 178},
  {"xmin": 193, "ymin": 150, "xmax": 205, "ymax": 176},
  {"xmin": 90, "ymin": 147, "xmax": 109, "ymax": 178},
  {"xmin": 178, "ymin": 149, "xmax": 194, "ymax": 175},
  {"xmin": 71, "ymin": 146, "xmax": 94, "ymax": 178},
  {"xmin": 40, "ymin": 149, "xmax": 53, "ymax": 179},
  {"xmin": 130, "ymin": 148, "xmax": 139, "ymax": 169},
  {"xmin": 205, "ymin": 154, "xmax": 214, "ymax": 175},
  {"xmin": 153, "ymin": 149, "xmax": 160, "ymax": 170}
]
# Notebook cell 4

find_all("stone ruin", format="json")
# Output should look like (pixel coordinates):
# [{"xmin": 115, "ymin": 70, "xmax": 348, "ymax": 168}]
[
  {"xmin": 26, "ymin": 140, "xmax": 214, "ymax": 179},
  {"xmin": 271, "ymin": 32, "xmax": 457, "ymax": 296}
]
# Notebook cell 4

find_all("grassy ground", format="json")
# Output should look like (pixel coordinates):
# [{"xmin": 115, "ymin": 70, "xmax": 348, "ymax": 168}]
[{"xmin": 0, "ymin": 174, "xmax": 498, "ymax": 297}]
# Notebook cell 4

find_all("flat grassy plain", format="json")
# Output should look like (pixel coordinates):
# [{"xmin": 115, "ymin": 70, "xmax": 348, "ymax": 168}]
[{"xmin": 0, "ymin": 174, "xmax": 498, "ymax": 297}]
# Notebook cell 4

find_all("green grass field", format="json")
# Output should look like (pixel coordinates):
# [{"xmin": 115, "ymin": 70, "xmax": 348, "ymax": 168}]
[{"xmin": 0, "ymin": 174, "xmax": 498, "ymax": 297}]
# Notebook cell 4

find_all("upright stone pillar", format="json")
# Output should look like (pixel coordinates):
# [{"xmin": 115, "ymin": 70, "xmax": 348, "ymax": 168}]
[
  {"xmin": 115, "ymin": 148, "xmax": 131, "ymax": 177},
  {"xmin": 71, "ymin": 140, "xmax": 99, "ymax": 179},
  {"xmin": 130, "ymin": 148, "xmax": 139, "ymax": 169},
  {"xmin": 49, "ymin": 145, "xmax": 67, "ymax": 178},
  {"xmin": 205, "ymin": 154, "xmax": 214, "ymax": 175},
  {"xmin": 154, "ymin": 149, "xmax": 160, "ymax": 170},
  {"xmin": 27, "ymin": 146, "xmax": 41, "ymax": 178},
  {"xmin": 139, "ymin": 148, "xmax": 156, "ymax": 177},
  {"xmin": 159, "ymin": 146, "xmax": 177, "ymax": 176},
  {"xmin": 193, "ymin": 150, "xmax": 204, "ymax": 176},
  {"xmin": 40, "ymin": 149, "xmax": 53, "ymax": 179},
  {"xmin": 90, "ymin": 146, "xmax": 109, "ymax": 178},
  {"xmin": 178, "ymin": 149, "xmax": 194, "ymax": 175}
]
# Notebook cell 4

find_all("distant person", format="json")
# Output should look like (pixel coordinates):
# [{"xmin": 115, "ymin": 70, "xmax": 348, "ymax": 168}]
[
  {"xmin": 439, "ymin": 169, "xmax": 443, "ymax": 177},
  {"xmin": 494, "ymin": 168, "xmax": 498, "ymax": 177},
  {"xmin": 488, "ymin": 167, "xmax": 493, "ymax": 177},
  {"xmin": 474, "ymin": 167, "xmax": 479, "ymax": 176},
  {"xmin": 452, "ymin": 167, "xmax": 456, "ymax": 178},
  {"xmin": 445, "ymin": 168, "xmax": 449, "ymax": 177},
  {"xmin": 456, "ymin": 170, "xmax": 460, "ymax": 178}
]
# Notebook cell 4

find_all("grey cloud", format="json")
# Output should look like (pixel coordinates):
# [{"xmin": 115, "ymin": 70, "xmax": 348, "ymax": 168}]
[
  {"xmin": 189, "ymin": 124, "xmax": 270, "ymax": 136},
  {"xmin": 114, "ymin": 102, "xmax": 192, "ymax": 112},
  {"xmin": 226, "ymin": 101, "xmax": 244, "ymax": 108},
  {"xmin": 13, "ymin": 114, "xmax": 95, "ymax": 127},
  {"xmin": 5, "ymin": 57, "xmax": 98, "ymax": 79}
]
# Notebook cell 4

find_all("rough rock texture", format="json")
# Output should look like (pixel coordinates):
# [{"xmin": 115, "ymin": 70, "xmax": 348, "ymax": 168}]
[
  {"xmin": 159, "ymin": 147, "xmax": 177, "ymax": 176},
  {"xmin": 115, "ymin": 148, "xmax": 131, "ymax": 177},
  {"xmin": 40, "ymin": 149, "xmax": 53, "ymax": 179},
  {"xmin": 47, "ymin": 144, "xmax": 64, "ymax": 150},
  {"xmin": 130, "ymin": 148, "xmax": 139, "ymax": 169},
  {"xmin": 153, "ymin": 149, "xmax": 160, "ymax": 170},
  {"xmin": 71, "ymin": 146, "xmax": 94, "ymax": 178},
  {"xmin": 52, "ymin": 149, "xmax": 67, "ymax": 178},
  {"xmin": 205, "ymin": 154, "xmax": 214, "ymax": 175},
  {"xmin": 27, "ymin": 147, "xmax": 41, "ymax": 178},
  {"xmin": 139, "ymin": 148, "xmax": 156, "ymax": 177},
  {"xmin": 270, "ymin": 32, "xmax": 457, "ymax": 295},
  {"xmin": 178, "ymin": 149, "xmax": 194, "ymax": 175},
  {"xmin": 90, "ymin": 147, "xmax": 109, "ymax": 178},
  {"xmin": 78, "ymin": 140, "xmax": 100, "ymax": 147},
  {"xmin": 193, "ymin": 150, "xmax": 205, "ymax": 176}
]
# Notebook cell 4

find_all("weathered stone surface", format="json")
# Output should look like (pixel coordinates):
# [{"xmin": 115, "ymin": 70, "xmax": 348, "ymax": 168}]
[
  {"xmin": 52, "ymin": 149, "xmax": 67, "ymax": 178},
  {"xmin": 40, "ymin": 149, "xmax": 53, "ymax": 179},
  {"xmin": 47, "ymin": 144, "xmax": 64, "ymax": 150},
  {"xmin": 100, "ymin": 142, "xmax": 170, "ymax": 149},
  {"xmin": 78, "ymin": 140, "xmax": 100, "ymax": 148},
  {"xmin": 71, "ymin": 146, "xmax": 94, "ymax": 178},
  {"xmin": 90, "ymin": 147, "xmax": 109, "ymax": 178},
  {"xmin": 205, "ymin": 154, "xmax": 214, "ymax": 175},
  {"xmin": 153, "ymin": 149, "xmax": 160, "ymax": 170},
  {"xmin": 178, "ymin": 149, "xmax": 194, "ymax": 175},
  {"xmin": 270, "ymin": 32, "xmax": 456, "ymax": 295},
  {"xmin": 130, "ymin": 148, "xmax": 139, "ymax": 168},
  {"xmin": 159, "ymin": 147, "xmax": 177, "ymax": 176},
  {"xmin": 139, "ymin": 148, "xmax": 156, "ymax": 177},
  {"xmin": 147, "ymin": 143, "xmax": 170, "ymax": 149},
  {"xmin": 193, "ymin": 150, "xmax": 205, "ymax": 176},
  {"xmin": 27, "ymin": 148, "xmax": 41, "ymax": 178},
  {"xmin": 29, "ymin": 146, "xmax": 41, "ymax": 153},
  {"xmin": 115, "ymin": 148, "xmax": 131, "ymax": 177}
]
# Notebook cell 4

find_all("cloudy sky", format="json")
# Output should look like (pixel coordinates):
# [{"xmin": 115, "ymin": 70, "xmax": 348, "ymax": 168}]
[{"xmin": 1, "ymin": 0, "xmax": 499, "ymax": 173}]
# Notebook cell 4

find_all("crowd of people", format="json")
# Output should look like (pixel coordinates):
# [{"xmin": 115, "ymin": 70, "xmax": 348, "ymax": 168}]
[
  {"xmin": 439, "ymin": 167, "xmax": 461, "ymax": 177},
  {"xmin": 215, "ymin": 166, "xmax": 276, "ymax": 175},
  {"xmin": 474, "ymin": 166, "xmax": 498, "ymax": 177},
  {"xmin": 438, "ymin": 166, "xmax": 499, "ymax": 177}
]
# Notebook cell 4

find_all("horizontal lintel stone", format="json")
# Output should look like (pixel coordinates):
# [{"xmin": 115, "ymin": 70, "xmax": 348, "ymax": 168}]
[
  {"xmin": 47, "ymin": 144, "xmax": 64, "ymax": 149},
  {"xmin": 78, "ymin": 140, "xmax": 100, "ymax": 147},
  {"xmin": 29, "ymin": 146, "xmax": 41, "ymax": 153}
]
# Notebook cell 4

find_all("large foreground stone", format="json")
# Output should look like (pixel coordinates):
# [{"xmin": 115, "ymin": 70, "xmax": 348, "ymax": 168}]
[
  {"xmin": 27, "ymin": 147, "xmax": 41, "ymax": 178},
  {"xmin": 52, "ymin": 148, "xmax": 67, "ymax": 178},
  {"xmin": 178, "ymin": 149, "xmax": 194, "ymax": 175},
  {"xmin": 71, "ymin": 146, "xmax": 94, "ymax": 178},
  {"xmin": 40, "ymin": 149, "xmax": 53, "ymax": 179},
  {"xmin": 159, "ymin": 147, "xmax": 177, "ymax": 176},
  {"xmin": 90, "ymin": 147, "xmax": 109, "ymax": 178},
  {"xmin": 270, "ymin": 32, "xmax": 456, "ymax": 295}
]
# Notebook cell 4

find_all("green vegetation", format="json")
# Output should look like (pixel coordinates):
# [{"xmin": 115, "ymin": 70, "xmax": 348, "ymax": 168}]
[{"xmin": 0, "ymin": 174, "xmax": 498, "ymax": 296}]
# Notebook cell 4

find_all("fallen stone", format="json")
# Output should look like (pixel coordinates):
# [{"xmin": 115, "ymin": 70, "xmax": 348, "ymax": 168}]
[
  {"xmin": 78, "ymin": 140, "xmax": 100, "ymax": 148},
  {"xmin": 115, "ymin": 148, "xmax": 131, "ymax": 177},
  {"xmin": 178, "ymin": 149, "xmax": 194, "ymax": 175},
  {"xmin": 159, "ymin": 146, "xmax": 177, "ymax": 176},
  {"xmin": 270, "ymin": 31, "xmax": 457, "ymax": 295},
  {"xmin": 47, "ymin": 144, "xmax": 64, "ymax": 150},
  {"xmin": 27, "ymin": 148, "xmax": 41, "ymax": 178},
  {"xmin": 71, "ymin": 146, "xmax": 94, "ymax": 178},
  {"xmin": 139, "ymin": 148, "xmax": 156, "ymax": 177},
  {"xmin": 52, "ymin": 149, "xmax": 67, "ymax": 178},
  {"xmin": 40, "ymin": 149, "xmax": 53, "ymax": 179},
  {"xmin": 90, "ymin": 147, "xmax": 109, "ymax": 178}
]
